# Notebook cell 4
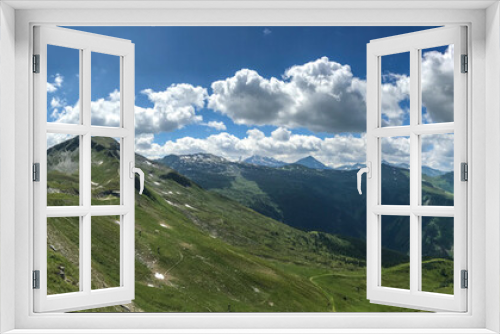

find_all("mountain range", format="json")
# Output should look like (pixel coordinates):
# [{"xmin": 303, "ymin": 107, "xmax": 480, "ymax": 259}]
[
  {"xmin": 158, "ymin": 152, "xmax": 454, "ymax": 254},
  {"xmin": 242, "ymin": 155, "xmax": 449, "ymax": 176}
]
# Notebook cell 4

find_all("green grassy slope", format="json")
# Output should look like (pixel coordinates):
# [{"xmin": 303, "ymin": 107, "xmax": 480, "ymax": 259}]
[{"xmin": 46, "ymin": 138, "xmax": 449, "ymax": 313}]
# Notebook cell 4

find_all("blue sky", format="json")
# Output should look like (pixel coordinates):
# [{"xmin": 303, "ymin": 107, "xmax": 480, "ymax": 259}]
[{"xmin": 46, "ymin": 26, "xmax": 455, "ymax": 170}]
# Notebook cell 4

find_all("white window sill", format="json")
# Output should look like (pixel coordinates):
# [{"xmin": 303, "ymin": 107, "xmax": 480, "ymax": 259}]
[{"xmin": 4, "ymin": 329, "xmax": 498, "ymax": 334}]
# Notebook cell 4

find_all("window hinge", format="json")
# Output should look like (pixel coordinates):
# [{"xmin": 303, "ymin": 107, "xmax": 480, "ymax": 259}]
[
  {"xmin": 33, "ymin": 54, "xmax": 40, "ymax": 73},
  {"xmin": 461, "ymin": 54, "xmax": 468, "ymax": 73},
  {"xmin": 461, "ymin": 270, "xmax": 468, "ymax": 289},
  {"xmin": 33, "ymin": 163, "xmax": 40, "ymax": 182},
  {"xmin": 461, "ymin": 162, "xmax": 468, "ymax": 181},
  {"xmin": 33, "ymin": 270, "xmax": 40, "ymax": 289}
]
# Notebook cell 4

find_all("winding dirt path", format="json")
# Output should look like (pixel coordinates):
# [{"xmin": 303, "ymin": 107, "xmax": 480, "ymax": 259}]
[{"xmin": 308, "ymin": 273, "xmax": 337, "ymax": 312}]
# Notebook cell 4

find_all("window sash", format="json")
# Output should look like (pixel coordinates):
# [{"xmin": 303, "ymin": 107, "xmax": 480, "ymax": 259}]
[
  {"xmin": 366, "ymin": 26, "xmax": 468, "ymax": 312},
  {"xmin": 32, "ymin": 26, "xmax": 136, "ymax": 313}
]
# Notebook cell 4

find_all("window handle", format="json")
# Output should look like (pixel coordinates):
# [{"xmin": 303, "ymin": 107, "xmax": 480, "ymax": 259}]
[
  {"xmin": 129, "ymin": 162, "xmax": 145, "ymax": 195},
  {"xmin": 357, "ymin": 162, "xmax": 371, "ymax": 195}
]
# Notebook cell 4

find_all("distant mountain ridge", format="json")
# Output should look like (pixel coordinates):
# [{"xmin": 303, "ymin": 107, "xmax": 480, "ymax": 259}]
[
  {"xmin": 333, "ymin": 163, "xmax": 366, "ymax": 171},
  {"xmin": 185, "ymin": 153, "xmax": 449, "ymax": 177},
  {"xmin": 293, "ymin": 156, "xmax": 331, "ymax": 170},
  {"xmin": 244, "ymin": 155, "xmax": 287, "ymax": 168}
]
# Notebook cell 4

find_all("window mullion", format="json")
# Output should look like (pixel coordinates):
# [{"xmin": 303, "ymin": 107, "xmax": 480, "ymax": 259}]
[
  {"xmin": 82, "ymin": 48, "xmax": 92, "ymax": 294},
  {"xmin": 409, "ymin": 47, "xmax": 420, "ymax": 294}
]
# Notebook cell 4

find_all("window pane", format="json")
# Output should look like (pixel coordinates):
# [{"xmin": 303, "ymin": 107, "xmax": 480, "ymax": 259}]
[
  {"xmin": 421, "ymin": 217, "xmax": 454, "ymax": 294},
  {"xmin": 421, "ymin": 133, "xmax": 454, "ymax": 206},
  {"xmin": 47, "ymin": 134, "xmax": 80, "ymax": 206},
  {"xmin": 381, "ymin": 52, "xmax": 410, "ymax": 127},
  {"xmin": 47, "ymin": 45, "xmax": 80, "ymax": 124},
  {"xmin": 421, "ymin": 45, "xmax": 454, "ymax": 124},
  {"xmin": 91, "ymin": 137, "xmax": 121, "ymax": 205},
  {"xmin": 381, "ymin": 215, "xmax": 410, "ymax": 290},
  {"xmin": 91, "ymin": 216, "xmax": 121, "ymax": 290},
  {"xmin": 47, "ymin": 217, "xmax": 80, "ymax": 295},
  {"xmin": 381, "ymin": 136, "xmax": 410, "ymax": 205},
  {"xmin": 91, "ymin": 52, "xmax": 121, "ymax": 127}
]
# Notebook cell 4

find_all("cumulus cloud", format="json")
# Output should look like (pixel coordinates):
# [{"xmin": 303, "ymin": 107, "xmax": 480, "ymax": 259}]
[
  {"xmin": 47, "ymin": 74, "xmax": 63, "ymax": 93},
  {"xmin": 381, "ymin": 136, "xmax": 410, "ymax": 165},
  {"xmin": 136, "ymin": 84, "xmax": 207, "ymax": 134},
  {"xmin": 208, "ymin": 57, "xmax": 367, "ymax": 133},
  {"xmin": 381, "ymin": 74, "xmax": 409, "ymax": 126},
  {"xmin": 49, "ymin": 84, "xmax": 206, "ymax": 134},
  {"xmin": 208, "ymin": 49, "xmax": 455, "ymax": 132},
  {"xmin": 136, "ymin": 128, "xmax": 453, "ymax": 171},
  {"xmin": 50, "ymin": 97, "xmax": 63, "ymax": 109},
  {"xmin": 49, "ymin": 90, "xmax": 121, "ymax": 126},
  {"xmin": 271, "ymin": 127, "xmax": 291, "ymax": 141},
  {"xmin": 205, "ymin": 121, "xmax": 227, "ymax": 131},
  {"xmin": 421, "ymin": 45, "xmax": 454, "ymax": 123},
  {"xmin": 135, "ymin": 128, "xmax": 366, "ymax": 167}
]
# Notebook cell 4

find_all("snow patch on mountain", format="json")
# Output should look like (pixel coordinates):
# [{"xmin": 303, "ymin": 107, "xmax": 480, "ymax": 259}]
[{"xmin": 244, "ymin": 155, "xmax": 286, "ymax": 168}]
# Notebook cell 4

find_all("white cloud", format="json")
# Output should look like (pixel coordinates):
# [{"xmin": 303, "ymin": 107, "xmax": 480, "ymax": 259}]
[
  {"xmin": 381, "ymin": 74, "xmax": 409, "ymax": 126},
  {"xmin": 136, "ymin": 84, "xmax": 207, "ymax": 134},
  {"xmin": 381, "ymin": 136, "xmax": 410, "ymax": 165},
  {"xmin": 208, "ymin": 57, "xmax": 367, "ymax": 133},
  {"xmin": 208, "ymin": 51, "xmax": 454, "ymax": 132},
  {"xmin": 49, "ymin": 90, "xmax": 121, "ymax": 126},
  {"xmin": 48, "ymin": 84, "xmax": 207, "ymax": 133},
  {"xmin": 263, "ymin": 28, "xmax": 272, "ymax": 35},
  {"xmin": 90, "ymin": 89, "xmax": 121, "ymax": 127},
  {"xmin": 50, "ymin": 97, "xmax": 63, "ymax": 108},
  {"xmin": 205, "ymin": 121, "xmax": 227, "ymax": 131},
  {"xmin": 135, "ymin": 128, "xmax": 366, "ymax": 167},
  {"xmin": 136, "ymin": 128, "xmax": 453, "ymax": 171},
  {"xmin": 421, "ymin": 134, "xmax": 454, "ymax": 171},
  {"xmin": 380, "ymin": 134, "xmax": 454, "ymax": 171},
  {"xmin": 47, "ymin": 133, "xmax": 74, "ymax": 149},
  {"xmin": 271, "ymin": 127, "xmax": 291, "ymax": 141},
  {"xmin": 421, "ymin": 45, "xmax": 454, "ymax": 123},
  {"xmin": 47, "ymin": 74, "xmax": 63, "ymax": 93}
]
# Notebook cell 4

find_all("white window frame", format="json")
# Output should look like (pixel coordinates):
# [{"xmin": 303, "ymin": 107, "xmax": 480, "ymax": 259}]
[{"xmin": 1, "ymin": 1, "xmax": 499, "ymax": 333}]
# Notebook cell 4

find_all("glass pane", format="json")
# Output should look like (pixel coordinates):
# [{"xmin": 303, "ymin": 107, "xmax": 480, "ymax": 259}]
[
  {"xmin": 381, "ymin": 136, "xmax": 410, "ymax": 205},
  {"xmin": 421, "ymin": 133, "xmax": 454, "ymax": 206},
  {"xmin": 421, "ymin": 45, "xmax": 454, "ymax": 124},
  {"xmin": 381, "ymin": 215, "xmax": 410, "ymax": 290},
  {"xmin": 91, "ymin": 137, "xmax": 121, "ymax": 205},
  {"xmin": 47, "ymin": 217, "xmax": 80, "ymax": 295},
  {"xmin": 47, "ymin": 134, "xmax": 80, "ymax": 206},
  {"xmin": 91, "ymin": 216, "xmax": 121, "ymax": 289},
  {"xmin": 91, "ymin": 52, "xmax": 121, "ymax": 127},
  {"xmin": 421, "ymin": 217, "xmax": 454, "ymax": 294},
  {"xmin": 381, "ymin": 52, "xmax": 410, "ymax": 127},
  {"xmin": 47, "ymin": 45, "xmax": 80, "ymax": 124}
]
